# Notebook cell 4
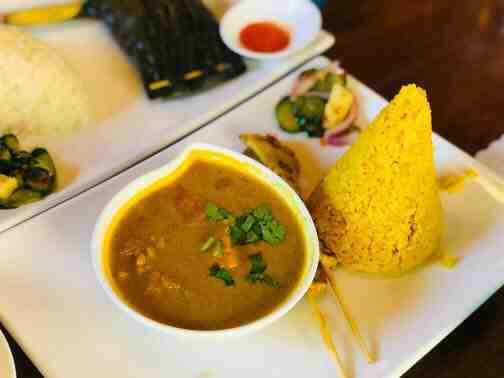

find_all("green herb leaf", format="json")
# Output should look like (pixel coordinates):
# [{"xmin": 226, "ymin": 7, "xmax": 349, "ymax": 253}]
[
  {"xmin": 229, "ymin": 225, "xmax": 245, "ymax": 245},
  {"xmin": 200, "ymin": 236, "xmax": 216, "ymax": 252},
  {"xmin": 205, "ymin": 202, "xmax": 229, "ymax": 221},
  {"xmin": 246, "ymin": 253, "xmax": 280, "ymax": 288},
  {"xmin": 260, "ymin": 274, "xmax": 281, "ymax": 288},
  {"xmin": 245, "ymin": 231, "xmax": 260, "ymax": 244},
  {"xmin": 249, "ymin": 253, "xmax": 267, "ymax": 274},
  {"xmin": 227, "ymin": 203, "xmax": 286, "ymax": 246},
  {"xmin": 240, "ymin": 214, "xmax": 256, "ymax": 232},
  {"xmin": 261, "ymin": 220, "xmax": 286, "ymax": 246},
  {"xmin": 209, "ymin": 264, "xmax": 235, "ymax": 286},
  {"xmin": 247, "ymin": 273, "xmax": 280, "ymax": 288},
  {"xmin": 212, "ymin": 241, "xmax": 224, "ymax": 258},
  {"xmin": 252, "ymin": 203, "xmax": 272, "ymax": 221}
]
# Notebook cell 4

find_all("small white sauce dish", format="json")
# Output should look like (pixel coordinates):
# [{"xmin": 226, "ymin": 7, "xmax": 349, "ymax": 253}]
[
  {"xmin": 220, "ymin": 0, "xmax": 322, "ymax": 60},
  {"xmin": 92, "ymin": 143, "xmax": 320, "ymax": 338}
]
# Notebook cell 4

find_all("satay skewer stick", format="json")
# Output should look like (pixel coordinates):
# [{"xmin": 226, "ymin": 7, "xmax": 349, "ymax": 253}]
[
  {"xmin": 322, "ymin": 264, "xmax": 375, "ymax": 363},
  {"xmin": 307, "ymin": 289, "xmax": 348, "ymax": 378}
]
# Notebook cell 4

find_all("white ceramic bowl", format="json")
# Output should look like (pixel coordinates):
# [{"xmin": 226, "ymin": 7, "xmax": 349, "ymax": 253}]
[
  {"xmin": 220, "ymin": 0, "xmax": 322, "ymax": 60},
  {"xmin": 0, "ymin": 329, "xmax": 16, "ymax": 378},
  {"xmin": 92, "ymin": 143, "xmax": 319, "ymax": 338}
]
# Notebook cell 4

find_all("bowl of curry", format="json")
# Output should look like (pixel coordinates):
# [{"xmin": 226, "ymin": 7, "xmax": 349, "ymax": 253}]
[{"xmin": 92, "ymin": 143, "xmax": 319, "ymax": 337}]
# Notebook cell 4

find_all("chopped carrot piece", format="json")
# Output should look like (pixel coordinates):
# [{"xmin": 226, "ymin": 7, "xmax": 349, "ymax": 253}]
[
  {"xmin": 220, "ymin": 251, "xmax": 240, "ymax": 269},
  {"xmin": 173, "ymin": 187, "xmax": 203, "ymax": 220},
  {"xmin": 221, "ymin": 233, "xmax": 232, "ymax": 249},
  {"xmin": 219, "ymin": 234, "xmax": 240, "ymax": 269}
]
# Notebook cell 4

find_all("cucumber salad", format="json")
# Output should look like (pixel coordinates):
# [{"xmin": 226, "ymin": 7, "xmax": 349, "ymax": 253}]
[
  {"xmin": 0, "ymin": 134, "xmax": 57, "ymax": 209},
  {"xmin": 275, "ymin": 61, "xmax": 360, "ymax": 146}
]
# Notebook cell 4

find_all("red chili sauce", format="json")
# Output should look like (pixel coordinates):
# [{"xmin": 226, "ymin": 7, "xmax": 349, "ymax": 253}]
[{"xmin": 239, "ymin": 21, "xmax": 290, "ymax": 53}]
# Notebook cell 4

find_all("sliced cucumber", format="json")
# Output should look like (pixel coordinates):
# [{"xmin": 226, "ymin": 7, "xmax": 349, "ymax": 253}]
[
  {"xmin": 275, "ymin": 97, "xmax": 302, "ymax": 133},
  {"xmin": 304, "ymin": 123, "xmax": 325, "ymax": 138},
  {"xmin": 0, "ymin": 160, "xmax": 11, "ymax": 175},
  {"xmin": 313, "ymin": 73, "xmax": 346, "ymax": 92},
  {"xmin": 293, "ymin": 96, "xmax": 326, "ymax": 120},
  {"xmin": 13, "ymin": 169, "xmax": 24, "ymax": 188},
  {"xmin": 11, "ymin": 151, "xmax": 33, "ymax": 170},
  {"xmin": 31, "ymin": 148, "xmax": 56, "ymax": 177},
  {"xmin": 0, "ymin": 146, "xmax": 11, "ymax": 161},
  {"xmin": 0, "ymin": 134, "xmax": 57, "ymax": 209},
  {"xmin": 7, "ymin": 189, "xmax": 42, "ymax": 208},
  {"xmin": 24, "ymin": 167, "xmax": 54, "ymax": 194},
  {"xmin": 1, "ymin": 134, "xmax": 20, "ymax": 153}
]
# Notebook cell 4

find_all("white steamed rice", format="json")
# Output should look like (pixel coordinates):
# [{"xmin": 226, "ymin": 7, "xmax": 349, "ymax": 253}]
[{"xmin": 0, "ymin": 26, "xmax": 92, "ymax": 136}]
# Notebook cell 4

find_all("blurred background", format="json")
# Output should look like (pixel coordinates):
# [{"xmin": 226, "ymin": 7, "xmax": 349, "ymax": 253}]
[{"xmin": 323, "ymin": 0, "xmax": 504, "ymax": 156}]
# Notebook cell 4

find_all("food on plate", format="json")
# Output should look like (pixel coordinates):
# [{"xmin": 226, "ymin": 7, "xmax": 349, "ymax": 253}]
[
  {"xmin": 438, "ymin": 168, "xmax": 478, "ymax": 194},
  {"xmin": 240, "ymin": 134, "xmax": 300, "ymax": 191},
  {"xmin": 0, "ymin": 134, "xmax": 57, "ymax": 209},
  {"xmin": 80, "ymin": 0, "xmax": 246, "ymax": 99},
  {"xmin": 309, "ymin": 84, "xmax": 443, "ymax": 275},
  {"xmin": 440, "ymin": 253, "xmax": 460, "ymax": 268},
  {"xmin": 0, "ymin": 175, "xmax": 18, "ymax": 200},
  {"xmin": 0, "ymin": 27, "xmax": 92, "ymax": 136},
  {"xmin": 104, "ymin": 155, "xmax": 306, "ymax": 330},
  {"xmin": 275, "ymin": 61, "xmax": 360, "ymax": 144},
  {"xmin": 5, "ymin": 2, "xmax": 83, "ymax": 26},
  {"xmin": 241, "ymin": 133, "xmax": 374, "ymax": 365},
  {"xmin": 240, "ymin": 21, "xmax": 290, "ymax": 53},
  {"xmin": 324, "ymin": 82, "xmax": 354, "ymax": 128}
]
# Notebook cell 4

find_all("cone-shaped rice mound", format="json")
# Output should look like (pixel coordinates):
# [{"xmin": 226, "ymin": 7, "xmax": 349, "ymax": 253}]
[{"xmin": 308, "ymin": 85, "xmax": 443, "ymax": 275}]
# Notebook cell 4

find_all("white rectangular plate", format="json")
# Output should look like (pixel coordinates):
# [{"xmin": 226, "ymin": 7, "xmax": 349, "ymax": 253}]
[
  {"xmin": 0, "ymin": 16, "xmax": 334, "ymax": 233},
  {"xmin": 0, "ymin": 57, "xmax": 503, "ymax": 378}
]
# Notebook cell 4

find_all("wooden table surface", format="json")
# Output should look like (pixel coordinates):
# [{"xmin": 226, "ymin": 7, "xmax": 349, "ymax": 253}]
[{"xmin": 3, "ymin": 0, "xmax": 504, "ymax": 377}]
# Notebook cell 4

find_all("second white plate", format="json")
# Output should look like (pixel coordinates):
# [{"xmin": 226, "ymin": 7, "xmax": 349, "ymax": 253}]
[{"xmin": 0, "ymin": 17, "xmax": 334, "ymax": 233}]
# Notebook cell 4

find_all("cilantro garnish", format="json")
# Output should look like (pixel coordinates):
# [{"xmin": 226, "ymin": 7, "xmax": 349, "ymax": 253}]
[
  {"xmin": 212, "ymin": 241, "xmax": 224, "ymax": 258},
  {"xmin": 249, "ymin": 252, "xmax": 267, "ymax": 274},
  {"xmin": 209, "ymin": 264, "xmax": 235, "ymax": 286},
  {"xmin": 200, "ymin": 236, "xmax": 216, "ymax": 252},
  {"xmin": 228, "ymin": 203, "xmax": 286, "ymax": 246},
  {"xmin": 246, "ymin": 253, "xmax": 280, "ymax": 288},
  {"xmin": 260, "ymin": 220, "xmax": 286, "ymax": 246},
  {"xmin": 252, "ymin": 203, "xmax": 273, "ymax": 221},
  {"xmin": 205, "ymin": 202, "xmax": 230, "ymax": 221},
  {"xmin": 248, "ymin": 274, "xmax": 280, "ymax": 288},
  {"xmin": 241, "ymin": 214, "xmax": 256, "ymax": 232},
  {"xmin": 228, "ymin": 225, "xmax": 245, "ymax": 244}
]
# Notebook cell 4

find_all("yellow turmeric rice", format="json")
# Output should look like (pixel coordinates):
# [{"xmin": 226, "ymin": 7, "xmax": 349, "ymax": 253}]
[{"xmin": 309, "ymin": 84, "xmax": 443, "ymax": 275}]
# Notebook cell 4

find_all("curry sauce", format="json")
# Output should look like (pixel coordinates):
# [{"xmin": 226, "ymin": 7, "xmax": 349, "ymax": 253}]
[{"xmin": 106, "ymin": 158, "xmax": 306, "ymax": 330}]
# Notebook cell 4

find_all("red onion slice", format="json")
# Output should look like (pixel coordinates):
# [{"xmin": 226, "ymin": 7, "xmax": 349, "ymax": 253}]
[
  {"xmin": 290, "ymin": 60, "xmax": 346, "ymax": 100},
  {"xmin": 324, "ymin": 129, "xmax": 359, "ymax": 146},
  {"xmin": 304, "ymin": 91, "xmax": 331, "ymax": 100},
  {"xmin": 290, "ymin": 73, "xmax": 321, "ymax": 99},
  {"xmin": 326, "ymin": 60, "xmax": 345, "ymax": 75}
]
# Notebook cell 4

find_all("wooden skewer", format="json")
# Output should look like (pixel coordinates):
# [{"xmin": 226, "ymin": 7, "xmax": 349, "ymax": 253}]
[
  {"xmin": 440, "ymin": 168, "xmax": 504, "ymax": 203},
  {"xmin": 474, "ymin": 175, "xmax": 504, "ymax": 204},
  {"xmin": 322, "ymin": 264, "xmax": 375, "ymax": 363},
  {"xmin": 307, "ymin": 289, "xmax": 348, "ymax": 378}
]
